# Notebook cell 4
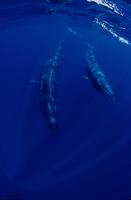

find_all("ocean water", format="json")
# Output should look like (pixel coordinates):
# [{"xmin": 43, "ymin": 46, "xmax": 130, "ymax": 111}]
[{"xmin": 0, "ymin": 0, "xmax": 131, "ymax": 199}]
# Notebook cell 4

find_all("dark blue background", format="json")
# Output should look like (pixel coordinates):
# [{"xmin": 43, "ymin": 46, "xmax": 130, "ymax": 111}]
[{"xmin": 0, "ymin": 0, "xmax": 131, "ymax": 199}]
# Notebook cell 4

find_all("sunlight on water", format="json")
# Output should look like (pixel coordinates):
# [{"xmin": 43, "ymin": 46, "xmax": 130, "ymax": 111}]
[
  {"xmin": 86, "ymin": 0, "xmax": 124, "ymax": 16},
  {"xmin": 95, "ymin": 18, "xmax": 131, "ymax": 45}
]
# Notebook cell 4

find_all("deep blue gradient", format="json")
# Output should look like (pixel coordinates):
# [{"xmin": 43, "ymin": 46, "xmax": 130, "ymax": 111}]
[{"xmin": 0, "ymin": 0, "xmax": 131, "ymax": 199}]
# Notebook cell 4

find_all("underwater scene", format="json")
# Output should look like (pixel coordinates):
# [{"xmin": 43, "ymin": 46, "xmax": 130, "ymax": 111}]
[{"xmin": 0, "ymin": 0, "xmax": 131, "ymax": 199}]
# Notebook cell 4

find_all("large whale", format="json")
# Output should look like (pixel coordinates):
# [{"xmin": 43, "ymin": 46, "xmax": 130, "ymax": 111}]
[{"xmin": 40, "ymin": 40, "xmax": 64, "ymax": 134}]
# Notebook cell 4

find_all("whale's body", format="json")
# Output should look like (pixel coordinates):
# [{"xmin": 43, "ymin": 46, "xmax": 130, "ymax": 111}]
[
  {"xmin": 85, "ymin": 46, "xmax": 114, "ymax": 101},
  {"xmin": 40, "ymin": 40, "xmax": 64, "ymax": 134}
]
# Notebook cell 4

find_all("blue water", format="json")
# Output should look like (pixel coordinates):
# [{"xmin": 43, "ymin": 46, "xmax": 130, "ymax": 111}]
[{"xmin": 0, "ymin": 0, "xmax": 131, "ymax": 199}]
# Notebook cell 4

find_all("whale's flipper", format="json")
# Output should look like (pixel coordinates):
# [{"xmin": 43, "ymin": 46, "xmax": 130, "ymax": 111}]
[
  {"xmin": 82, "ymin": 76, "xmax": 89, "ymax": 80},
  {"xmin": 29, "ymin": 80, "xmax": 40, "ymax": 85}
]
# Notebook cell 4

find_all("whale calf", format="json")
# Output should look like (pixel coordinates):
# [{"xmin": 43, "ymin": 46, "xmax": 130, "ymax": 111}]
[
  {"xmin": 85, "ymin": 46, "xmax": 115, "ymax": 101},
  {"xmin": 40, "ymin": 40, "xmax": 64, "ymax": 134}
]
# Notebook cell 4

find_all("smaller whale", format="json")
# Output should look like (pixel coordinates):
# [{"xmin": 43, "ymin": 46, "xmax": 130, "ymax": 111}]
[
  {"xmin": 85, "ymin": 46, "xmax": 115, "ymax": 101},
  {"xmin": 67, "ymin": 27, "xmax": 114, "ymax": 101}
]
